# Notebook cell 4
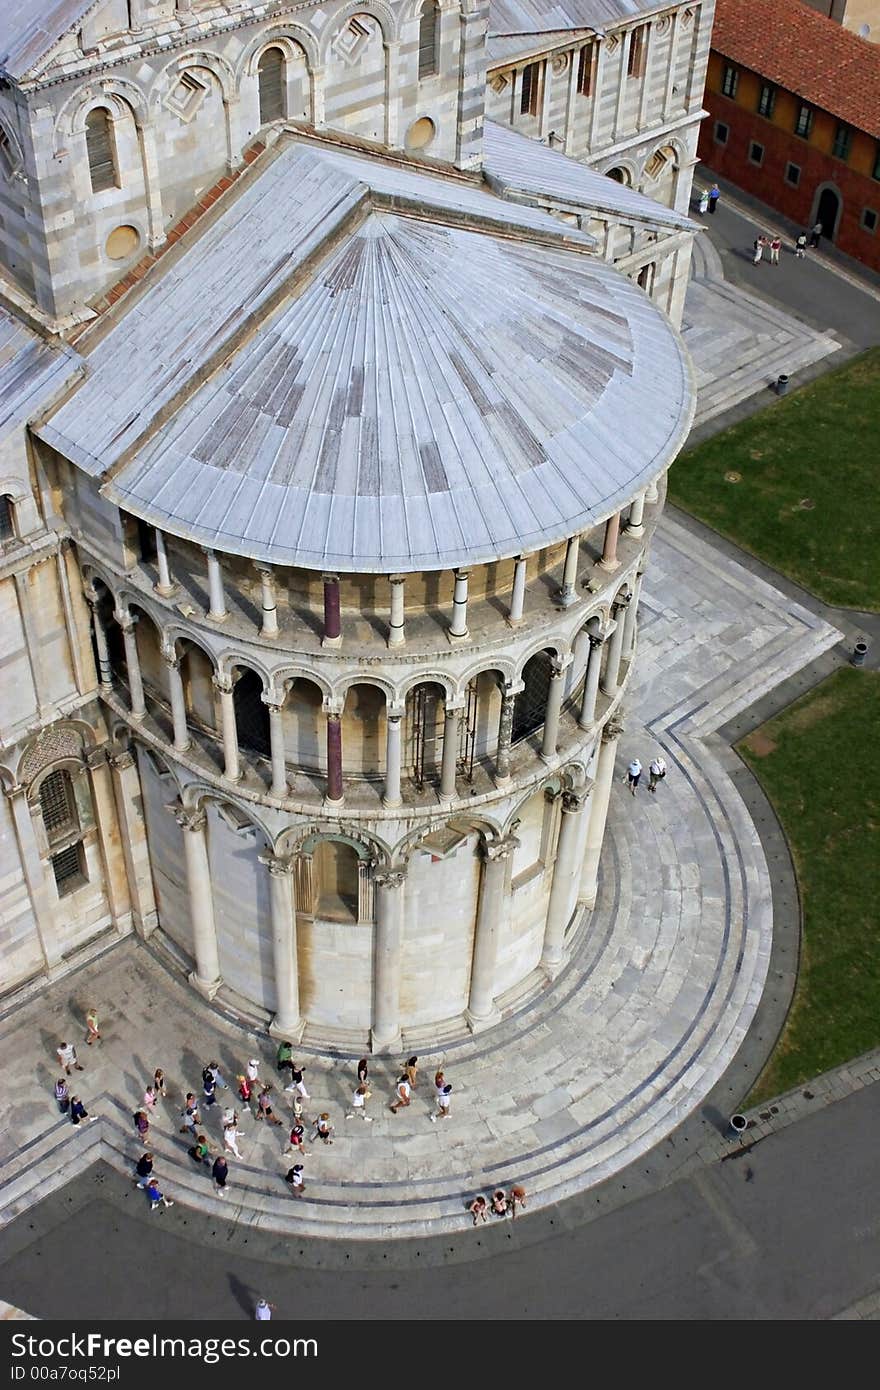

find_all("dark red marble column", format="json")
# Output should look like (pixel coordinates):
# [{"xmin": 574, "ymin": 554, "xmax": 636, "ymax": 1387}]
[
  {"xmin": 322, "ymin": 574, "xmax": 341, "ymax": 644},
  {"xmin": 326, "ymin": 712, "xmax": 343, "ymax": 803}
]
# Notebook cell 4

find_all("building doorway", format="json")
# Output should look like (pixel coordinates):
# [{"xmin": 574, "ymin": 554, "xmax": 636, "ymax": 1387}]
[{"xmin": 814, "ymin": 185, "xmax": 842, "ymax": 242}]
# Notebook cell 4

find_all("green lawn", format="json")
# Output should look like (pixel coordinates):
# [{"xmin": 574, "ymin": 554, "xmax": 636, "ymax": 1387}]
[
  {"xmin": 739, "ymin": 668, "xmax": 880, "ymax": 1103},
  {"xmin": 670, "ymin": 348, "xmax": 880, "ymax": 612}
]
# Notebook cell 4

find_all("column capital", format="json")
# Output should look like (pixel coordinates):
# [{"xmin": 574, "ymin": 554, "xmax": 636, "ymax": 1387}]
[
  {"xmin": 168, "ymin": 801, "xmax": 207, "ymax": 833},
  {"xmin": 254, "ymin": 561, "xmax": 274, "ymax": 576},
  {"xmin": 161, "ymin": 645, "xmax": 180, "ymax": 670},
  {"xmin": 373, "ymin": 867, "xmax": 406, "ymax": 890},
  {"xmin": 108, "ymin": 747, "xmax": 136, "ymax": 772},
  {"xmin": 602, "ymin": 713, "xmax": 625, "ymax": 744},
  {"xmin": 588, "ymin": 630, "xmax": 606, "ymax": 649},
  {"xmin": 387, "ymin": 705, "xmax": 405, "ymax": 721},
  {"xmin": 2, "ymin": 781, "xmax": 25, "ymax": 802},
  {"xmin": 258, "ymin": 850, "xmax": 296, "ymax": 877},
  {"xmin": 613, "ymin": 592, "xmax": 632, "ymax": 614},
  {"xmin": 261, "ymin": 688, "xmax": 284, "ymax": 711},
  {"xmin": 560, "ymin": 788, "xmax": 588, "ymax": 814},
  {"xmin": 114, "ymin": 609, "xmax": 135, "ymax": 633},
  {"xmin": 321, "ymin": 571, "xmax": 340, "ymax": 585},
  {"xmin": 551, "ymin": 653, "xmax": 573, "ymax": 676},
  {"xmin": 85, "ymin": 747, "xmax": 109, "ymax": 772},
  {"xmin": 389, "ymin": 574, "xmax": 406, "ymax": 587},
  {"xmin": 213, "ymin": 672, "xmax": 234, "ymax": 696},
  {"xmin": 480, "ymin": 834, "xmax": 519, "ymax": 863},
  {"xmin": 504, "ymin": 678, "xmax": 525, "ymax": 698}
]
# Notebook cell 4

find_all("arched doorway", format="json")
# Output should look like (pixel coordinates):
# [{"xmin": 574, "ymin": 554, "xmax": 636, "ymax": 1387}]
[
  {"xmin": 233, "ymin": 667, "xmax": 270, "ymax": 759},
  {"xmin": 814, "ymin": 185, "xmax": 842, "ymax": 242},
  {"xmin": 405, "ymin": 681, "xmax": 447, "ymax": 788}
]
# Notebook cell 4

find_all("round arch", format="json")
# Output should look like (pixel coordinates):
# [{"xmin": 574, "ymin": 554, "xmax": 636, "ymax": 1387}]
[
  {"xmin": 319, "ymin": 2, "xmax": 400, "ymax": 63},
  {"xmin": 238, "ymin": 26, "xmax": 320, "ymax": 78},
  {"xmin": 149, "ymin": 49, "xmax": 237, "ymax": 114},
  {"xmin": 55, "ymin": 78, "xmax": 149, "ymax": 151}
]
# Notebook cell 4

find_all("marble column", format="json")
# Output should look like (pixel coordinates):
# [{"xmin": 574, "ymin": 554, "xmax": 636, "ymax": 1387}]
[
  {"xmin": 495, "ymin": 685, "xmax": 517, "ymax": 782},
  {"xmin": 601, "ymin": 596, "xmax": 630, "ymax": 695},
  {"xmin": 624, "ymin": 490, "xmax": 646, "ymax": 538},
  {"xmin": 86, "ymin": 589, "xmax": 113, "ymax": 689},
  {"xmin": 261, "ymin": 851, "xmax": 303, "ymax": 1040},
  {"xmin": 542, "ymin": 788, "xmax": 590, "ymax": 974},
  {"xmin": 580, "ymin": 725, "xmax": 620, "ymax": 906},
  {"xmin": 623, "ymin": 575, "xmax": 643, "ymax": 658},
  {"xmin": 559, "ymin": 534, "xmax": 581, "ymax": 606},
  {"xmin": 372, "ymin": 867, "xmax": 406, "ymax": 1051},
  {"xmin": 154, "ymin": 530, "xmax": 176, "ymax": 598},
  {"xmin": 645, "ymin": 474, "xmax": 660, "ymax": 504},
  {"xmin": 541, "ymin": 662, "xmax": 566, "ymax": 761},
  {"xmin": 449, "ymin": 569, "xmax": 470, "ymax": 638},
  {"xmin": 265, "ymin": 695, "xmax": 287, "ymax": 798},
  {"xmin": 598, "ymin": 511, "xmax": 621, "ymax": 571},
  {"xmin": 322, "ymin": 574, "xmax": 341, "ymax": 647},
  {"xmin": 171, "ymin": 803, "xmax": 221, "ymax": 998},
  {"xmin": 205, "ymin": 549, "xmax": 227, "ymax": 622},
  {"xmin": 214, "ymin": 674, "xmax": 240, "ymax": 782},
  {"xmin": 579, "ymin": 633, "xmax": 605, "ymax": 726},
  {"xmin": 117, "ymin": 610, "xmax": 145, "ymax": 719},
  {"xmin": 326, "ymin": 709, "xmax": 343, "ymax": 804},
  {"xmin": 86, "ymin": 748, "xmax": 131, "ymax": 933},
  {"xmin": 384, "ymin": 708, "xmax": 403, "ymax": 808},
  {"xmin": 164, "ymin": 649, "xmax": 190, "ymax": 752},
  {"xmin": 466, "ymin": 836, "xmax": 516, "ymax": 1028},
  {"xmin": 388, "ymin": 575, "xmax": 406, "ymax": 648},
  {"xmin": 109, "ymin": 747, "xmax": 157, "ymax": 936},
  {"xmin": 439, "ymin": 703, "xmax": 461, "ymax": 801},
  {"xmin": 508, "ymin": 556, "xmax": 527, "ymax": 625},
  {"xmin": 256, "ymin": 564, "xmax": 279, "ymax": 639}
]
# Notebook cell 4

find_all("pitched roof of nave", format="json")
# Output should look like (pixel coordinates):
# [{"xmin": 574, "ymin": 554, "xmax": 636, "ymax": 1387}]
[
  {"xmin": 36, "ymin": 133, "xmax": 695, "ymax": 575},
  {"xmin": 0, "ymin": 0, "xmax": 95, "ymax": 81},
  {"xmin": 487, "ymin": 0, "xmax": 671, "ymax": 38},
  {"xmin": 0, "ymin": 306, "xmax": 79, "ymax": 445}
]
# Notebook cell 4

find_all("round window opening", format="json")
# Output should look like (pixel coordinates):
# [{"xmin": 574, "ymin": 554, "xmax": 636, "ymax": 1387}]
[
  {"xmin": 406, "ymin": 117, "xmax": 436, "ymax": 151},
  {"xmin": 105, "ymin": 224, "xmax": 140, "ymax": 261}
]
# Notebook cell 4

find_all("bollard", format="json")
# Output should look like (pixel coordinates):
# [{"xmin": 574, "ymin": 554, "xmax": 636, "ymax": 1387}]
[
  {"xmin": 851, "ymin": 640, "xmax": 868, "ymax": 667},
  {"xmin": 775, "ymin": 374, "xmax": 790, "ymax": 397},
  {"xmin": 729, "ymin": 1113, "xmax": 748, "ymax": 1138}
]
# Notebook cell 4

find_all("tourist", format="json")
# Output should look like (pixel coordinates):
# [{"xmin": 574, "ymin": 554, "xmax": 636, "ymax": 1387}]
[
  {"xmin": 284, "ymin": 1061, "xmax": 309, "ymax": 1100},
  {"xmin": 698, "ymin": 188, "xmax": 709, "ymax": 215},
  {"xmin": 223, "ymin": 1113, "xmax": 243, "ymax": 1159},
  {"xmin": 434, "ymin": 1068, "xmax": 445, "ymax": 1092},
  {"xmin": 752, "ymin": 235, "xmax": 767, "ymax": 265},
  {"xmin": 245, "ymin": 1058, "xmax": 263, "ymax": 1090},
  {"xmin": 202, "ymin": 1067, "xmax": 217, "ymax": 1109},
  {"xmin": 85, "ymin": 1006, "xmax": 101, "ymax": 1046},
  {"xmin": 145, "ymin": 1178, "xmax": 174, "ymax": 1212},
  {"xmin": 809, "ymin": 221, "xmax": 823, "ymax": 248},
  {"xmin": 795, "ymin": 233, "xmax": 807, "ymax": 259},
  {"xmin": 179, "ymin": 1093, "xmax": 200, "ymax": 1139},
  {"xmin": 206, "ymin": 1060, "xmax": 228, "ymax": 1091},
  {"xmin": 189, "ymin": 1133, "xmax": 212, "ymax": 1166},
  {"xmin": 256, "ymin": 1085, "xmax": 283, "ymax": 1125},
  {"xmin": 404, "ymin": 1056, "xmax": 419, "ymax": 1090},
  {"xmin": 57, "ymin": 1041, "xmax": 83, "ymax": 1075},
  {"xmin": 283, "ymin": 1122, "xmax": 308, "ymax": 1157},
  {"xmin": 648, "ymin": 756, "xmax": 667, "ymax": 793},
  {"xmin": 133, "ymin": 1152, "xmax": 154, "ymax": 1189},
  {"xmin": 54, "ymin": 1078, "xmax": 69, "ymax": 1115},
  {"xmin": 491, "ymin": 1189, "xmax": 508, "ymax": 1217},
  {"xmin": 357, "ymin": 1057, "xmax": 370, "ymax": 1087},
  {"xmin": 509, "ymin": 1185, "xmax": 527, "ymax": 1219},
  {"xmin": 276, "ymin": 1041, "xmax": 294, "ymax": 1080},
  {"xmin": 133, "ymin": 1109, "xmax": 150, "ymax": 1145},
  {"xmin": 769, "ymin": 235, "xmax": 782, "ymax": 265},
  {"xmin": 390, "ymin": 1075, "xmax": 411, "ymax": 1112},
  {"xmin": 708, "ymin": 183, "xmax": 720, "ymax": 214},
  {"xmin": 255, "ymin": 1298, "xmax": 274, "ymax": 1321},
  {"xmin": 69, "ymin": 1096, "xmax": 91, "ymax": 1125},
  {"xmin": 153, "ymin": 1068, "xmax": 167, "ymax": 1099},
  {"xmin": 143, "ymin": 1084, "xmax": 158, "ymax": 1114},
  {"xmin": 313, "ymin": 1113, "xmax": 334, "ymax": 1145},
  {"xmin": 346, "ymin": 1085, "xmax": 373, "ymax": 1122},
  {"xmin": 286, "ymin": 1164, "xmax": 305, "ymax": 1197},
  {"xmin": 468, "ymin": 1195, "xmax": 488, "ymax": 1226},
  {"xmin": 626, "ymin": 757, "xmax": 642, "ymax": 794},
  {"xmin": 212, "ymin": 1154, "xmax": 229, "ymax": 1197},
  {"xmin": 238, "ymin": 1074, "xmax": 257, "ymax": 1116},
  {"xmin": 430, "ymin": 1083, "xmax": 453, "ymax": 1121}
]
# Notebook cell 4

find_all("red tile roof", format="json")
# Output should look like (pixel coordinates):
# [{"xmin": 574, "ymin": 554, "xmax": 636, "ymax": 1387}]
[{"xmin": 711, "ymin": 0, "xmax": 880, "ymax": 141}]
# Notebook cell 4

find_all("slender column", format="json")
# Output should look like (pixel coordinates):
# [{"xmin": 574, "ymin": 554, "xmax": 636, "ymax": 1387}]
[
  {"xmin": 581, "ymin": 725, "xmax": 621, "ymax": 905},
  {"xmin": 371, "ymin": 868, "xmax": 406, "ymax": 1051},
  {"xmin": 171, "ymin": 804, "xmax": 221, "ymax": 997},
  {"xmin": 214, "ymin": 674, "xmax": 240, "ymax": 782},
  {"xmin": 598, "ymin": 511, "xmax": 621, "ymax": 571},
  {"xmin": 466, "ymin": 836, "xmax": 516, "ymax": 1028},
  {"xmin": 256, "ymin": 564, "xmax": 279, "ymax": 638},
  {"xmin": 637, "ymin": 23, "xmax": 654, "ymax": 130},
  {"xmin": 388, "ymin": 575, "xmax": 406, "ymax": 648},
  {"xmin": 623, "ymin": 575, "xmax": 643, "ymax": 658},
  {"xmin": 164, "ymin": 649, "xmax": 190, "ymax": 752},
  {"xmin": 542, "ymin": 788, "xmax": 590, "ymax": 974},
  {"xmin": 439, "ymin": 703, "xmax": 461, "ymax": 802},
  {"xmin": 85, "ymin": 588, "xmax": 113, "ymax": 688},
  {"xmin": 260, "ymin": 852, "xmax": 302, "ymax": 1040},
  {"xmin": 602, "ymin": 597, "xmax": 630, "ymax": 695},
  {"xmin": 357, "ymin": 859, "xmax": 374, "ymax": 923},
  {"xmin": 495, "ymin": 684, "xmax": 518, "ymax": 783},
  {"xmin": 559, "ymin": 534, "xmax": 581, "ymax": 607},
  {"xmin": 383, "ymin": 708, "xmax": 403, "ymax": 808},
  {"xmin": 663, "ymin": 12, "xmax": 680, "ymax": 119},
  {"xmin": 109, "ymin": 747, "xmax": 157, "ymax": 936},
  {"xmin": 540, "ymin": 661, "xmax": 567, "ymax": 761},
  {"xmin": 563, "ymin": 44, "xmax": 580, "ymax": 155},
  {"xmin": 588, "ymin": 38, "xmax": 607, "ymax": 148},
  {"xmin": 154, "ymin": 530, "xmax": 176, "ymax": 598},
  {"xmin": 117, "ymin": 610, "xmax": 145, "ymax": 719},
  {"xmin": 322, "ymin": 574, "xmax": 341, "ymax": 647},
  {"xmin": 325, "ymin": 709, "xmax": 343, "ymax": 804},
  {"xmin": 5, "ymin": 782, "xmax": 62, "ymax": 969},
  {"xmin": 205, "ymin": 549, "xmax": 227, "ymax": 621},
  {"xmin": 579, "ymin": 633, "xmax": 605, "ymax": 726},
  {"xmin": 508, "ymin": 556, "xmax": 527, "ymax": 625},
  {"xmin": 449, "ymin": 569, "xmax": 470, "ymax": 639},
  {"xmin": 265, "ymin": 695, "xmax": 287, "ymax": 798},
  {"xmin": 86, "ymin": 748, "xmax": 131, "ymax": 933},
  {"xmin": 625, "ymin": 490, "xmax": 646, "ymax": 538}
]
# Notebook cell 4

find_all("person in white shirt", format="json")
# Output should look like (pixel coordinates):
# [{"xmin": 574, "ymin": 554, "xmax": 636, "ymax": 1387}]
[
  {"xmin": 346, "ymin": 1085, "xmax": 373, "ymax": 1121},
  {"xmin": 255, "ymin": 1298, "xmax": 273, "ymax": 1320},
  {"xmin": 57, "ymin": 1041, "xmax": 83, "ymax": 1075},
  {"xmin": 390, "ymin": 1076, "xmax": 411, "ymax": 1113},
  {"xmin": 626, "ymin": 758, "xmax": 642, "ymax": 795},
  {"xmin": 648, "ymin": 757, "xmax": 667, "ymax": 793}
]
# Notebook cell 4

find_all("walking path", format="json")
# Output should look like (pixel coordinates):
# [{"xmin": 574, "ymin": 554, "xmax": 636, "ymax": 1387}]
[{"xmin": 0, "ymin": 515, "xmax": 840, "ymax": 1239}]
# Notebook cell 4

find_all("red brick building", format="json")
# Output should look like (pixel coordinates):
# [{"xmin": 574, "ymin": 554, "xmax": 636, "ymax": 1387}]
[{"xmin": 699, "ymin": 0, "xmax": 880, "ymax": 270}]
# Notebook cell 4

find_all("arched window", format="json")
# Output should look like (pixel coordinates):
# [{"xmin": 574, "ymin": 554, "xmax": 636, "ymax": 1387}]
[
  {"xmin": 0, "ymin": 494, "xmax": 14, "ymax": 543},
  {"xmin": 85, "ymin": 108, "xmax": 118, "ymax": 193},
  {"xmin": 233, "ymin": 668, "xmax": 271, "ymax": 759},
  {"xmin": 39, "ymin": 768, "xmax": 88, "ymax": 897},
  {"xmin": 258, "ymin": 47, "xmax": 286, "ymax": 125},
  {"xmin": 418, "ymin": 1, "xmax": 440, "ymax": 80},
  {"xmin": 513, "ymin": 650, "xmax": 554, "ymax": 744},
  {"xmin": 405, "ymin": 681, "xmax": 446, "ymax": 787}
]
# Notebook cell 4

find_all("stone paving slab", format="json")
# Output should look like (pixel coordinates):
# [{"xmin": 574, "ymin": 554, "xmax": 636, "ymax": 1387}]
[{"xmin": 0, "ymin": 516, "xmax": 841, "ymax": 1238}]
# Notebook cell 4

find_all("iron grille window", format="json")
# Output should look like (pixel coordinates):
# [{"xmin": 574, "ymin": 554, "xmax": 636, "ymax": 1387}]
[
  {"xmin": 512, "ymin": 652, "xmax": 554, "ymax": 744},
  {"xmin": 577, "ymin": 45, "xmax": 593, "ymax": 96},
  {"xmin": 85, "ymin": 108, "xmax": 118, "ymax": 192},
  {"xmin": 258, "ymin": 47, "xmax": 286, "ymax": 125},
  {"xmin": 233, "ymin": 669, "xmax": 271, "ymax": 758},
  {"xmin": 0, "ymin": 495, "xmax": 13, "ymax": 542},
  {"xmin": 520, "ymin": 63, "xmax": 541, "ymax": 116},
  {"xmin": 794, "ymin": 104, "xmax": 813, "ymax": 139},
  {"xmin": 407, "ymin": 684, "xmax": 444, "ymax": 788},
  {"xmin": 721, "ymin": 64, "xmax": 738, "ymax": 98},
  {"xmin": 418, "ymin": 1, "xmax": 439, "ymax": 79},
  {"xmin": 39, "ymin": 770, "xmax": 78, "ymax": 843},
  {"xmin": 757, "ymin": 84, "xmax": 776, "ymax": 118},
  {"xmin": 51, "ymin": 843, "xmax": 86, "ymax": 896},
  {"xmin": 833, "ymin": 124, "xmax": 852, "ymax": 161}
]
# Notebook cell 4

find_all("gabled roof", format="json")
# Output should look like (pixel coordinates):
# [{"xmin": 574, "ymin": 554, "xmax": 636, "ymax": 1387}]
[
  {"xmin": 711, "ymin": 0, "xmax": 880, "ymax": 141},
  {"xmin": 0, "ymin": 1, "xmax": 95, "ymax": 82},
  {"xmin": 38, "ymin": 135, "xmax": 693, "ymax": 575},
  {"xmin": 488, "ymin": 0, "xmax": 665, "ymax": 36},
  {"xmin": 487, "ymin": 30, "xmax": 592, "ymax": 67},
  {"xmin": 0, "ymin": 308, "xmax": 79, "ymax": 444},
  {"xmin": 484, "ymin": 120, "xmax": 697, "ymax": 232}
]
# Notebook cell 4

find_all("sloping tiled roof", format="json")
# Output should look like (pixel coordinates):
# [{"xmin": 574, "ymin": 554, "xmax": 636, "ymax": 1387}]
[
  {"xmin": 0, "ymin": 308, "xmax": 79, "ymax": 443},
  {"xmin": 0, "ymin": 0, "xmax": 94, "ymax": 82},
  {"xmin": 488, "ymin": 0, "xmax": 663, "ymax": 33},
  {"xmin": 711, "ymin": 0, "xmax": 880, "ymax": 141}
]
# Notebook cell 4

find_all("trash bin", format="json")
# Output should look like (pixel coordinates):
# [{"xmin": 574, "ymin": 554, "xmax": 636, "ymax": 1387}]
[
  {"xmin": 852, "ymin": 640, "xmax": 869, "ymax": 667},
  {"xmin": 729, "ymin": 1113, "xmax": 748, "ymax": 1137},
  {"xmin": 775, "ymin": 374, "xmax": 790, "ymax": 396}
]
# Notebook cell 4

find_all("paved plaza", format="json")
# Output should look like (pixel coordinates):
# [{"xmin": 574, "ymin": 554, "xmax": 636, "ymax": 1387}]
[{"xmin": 0, "ymin": 513, "xmax": 840, "ymax": 1240}]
